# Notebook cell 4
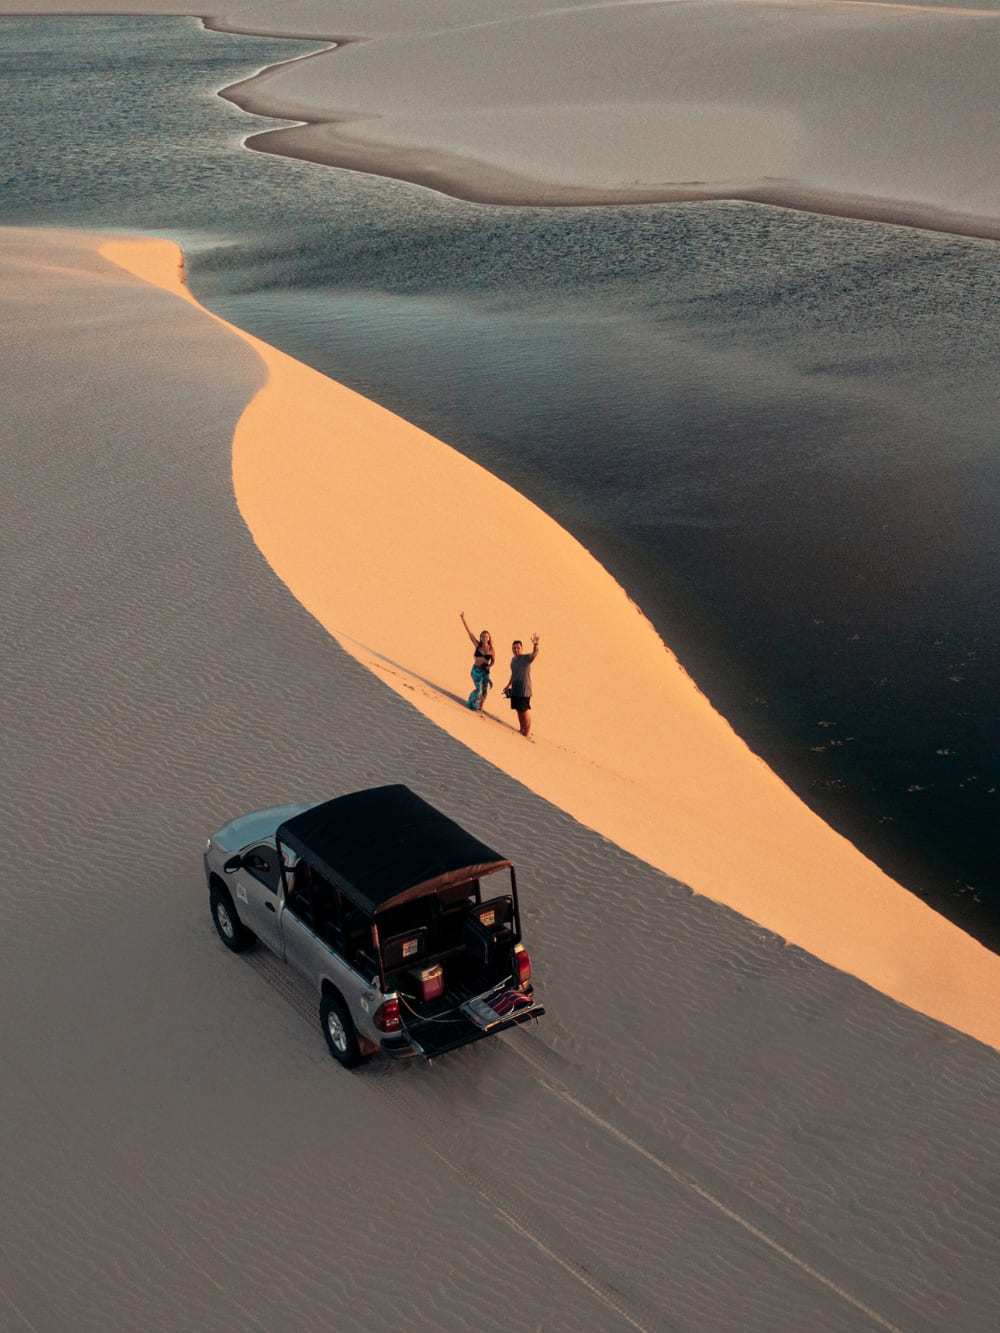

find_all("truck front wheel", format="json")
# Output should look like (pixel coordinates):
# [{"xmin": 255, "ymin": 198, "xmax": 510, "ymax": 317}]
[{"xmin": 210, "ymin": 888, "xmax": 255, "ymax": 953}]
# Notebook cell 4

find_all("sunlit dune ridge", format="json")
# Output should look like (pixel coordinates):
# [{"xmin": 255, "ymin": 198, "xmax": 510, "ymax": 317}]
[{"xmin": 102, "ymin": 236, "xmax": 1000, "ymax": 1052}]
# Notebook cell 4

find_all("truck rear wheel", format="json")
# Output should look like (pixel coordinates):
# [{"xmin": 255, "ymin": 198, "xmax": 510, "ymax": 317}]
[{"xmin": 320, "ymin": 992, "xmax": 365, "ymax": 1068}]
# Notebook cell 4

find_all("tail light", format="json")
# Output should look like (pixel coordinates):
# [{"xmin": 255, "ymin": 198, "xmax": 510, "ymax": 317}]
[
  {"xmin": 514, "ymin": 945, "xmax": 532, "ymax": 988},
  {"xmin": 373, "ymin": 997, "xmax": 402, "ymax": 1032}
]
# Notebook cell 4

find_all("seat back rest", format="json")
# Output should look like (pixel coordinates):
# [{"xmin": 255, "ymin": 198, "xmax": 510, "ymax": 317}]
[
  {"xmin": 462, "ymin": 916, "xmax": 495, "ymax": 965},
  {"xmin": 381, "ymin": 926, "xmax": 428, "ymax": 972},
  {"xmin": 471, "ymin": 896, "xmax": 513, "ymax": 932}
]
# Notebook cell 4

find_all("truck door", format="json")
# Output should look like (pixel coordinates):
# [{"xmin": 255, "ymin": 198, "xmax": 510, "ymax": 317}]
[
  {"xmin": 281, "ymin": 878, "xmax": 366, "ymax": 1001},
  {"xmin": 231, "ymin": 844, "xmax": 284, "ymax": 954}
]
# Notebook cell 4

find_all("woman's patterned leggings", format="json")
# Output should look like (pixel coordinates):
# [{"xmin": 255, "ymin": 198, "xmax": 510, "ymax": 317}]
[{"xmin": 468, "ymin": 664, "xmax": 491, "ymax": 709}]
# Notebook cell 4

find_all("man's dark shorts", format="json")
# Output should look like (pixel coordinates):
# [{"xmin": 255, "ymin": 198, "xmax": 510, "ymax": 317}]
[{"xmin": 509, "ymin": 695, "xmax": 531, "ymax": 713}]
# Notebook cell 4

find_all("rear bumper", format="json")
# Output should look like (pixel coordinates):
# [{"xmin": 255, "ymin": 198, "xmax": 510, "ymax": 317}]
[
  {"xmin": 403, "ymin": 1002, "xmax": 545, "ymax": 1059},
  {"xmin": 380, "ymin": 1034, "xmax": 420, "ymax": 1059}
]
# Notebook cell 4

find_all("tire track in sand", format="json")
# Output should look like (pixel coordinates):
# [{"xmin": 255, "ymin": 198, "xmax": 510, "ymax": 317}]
[{"xmin": 246, "ymin": 947, "xmax": 925, "ymax": 1333}]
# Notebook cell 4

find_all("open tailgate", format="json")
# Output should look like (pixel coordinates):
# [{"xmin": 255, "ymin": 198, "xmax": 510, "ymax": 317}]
[{"xmin": 403, "ymin": 987, "xmax": 545, "ymax": 1058}]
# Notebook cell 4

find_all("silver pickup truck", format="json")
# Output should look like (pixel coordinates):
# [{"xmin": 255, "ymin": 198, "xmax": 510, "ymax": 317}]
[{"xmin": 204, "ymin": 785, "xmax": 544, "ymax": 1065}]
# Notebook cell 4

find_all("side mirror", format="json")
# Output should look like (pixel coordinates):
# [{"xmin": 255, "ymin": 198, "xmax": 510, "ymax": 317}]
[{"xmin": 223, "ymin": 854, "xmax": 243, "ymax": 874}]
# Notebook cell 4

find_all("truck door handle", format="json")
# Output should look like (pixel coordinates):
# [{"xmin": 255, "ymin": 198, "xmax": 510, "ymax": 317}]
[{"xmin": 265, "ymin": 902, "xmax": 276, "ymax": 912}]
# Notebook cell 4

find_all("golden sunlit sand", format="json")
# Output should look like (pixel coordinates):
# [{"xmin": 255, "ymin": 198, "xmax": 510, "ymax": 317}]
[{"xmin": 102, "ymin": 235, "xmax": 1000, "ymax": 1053}]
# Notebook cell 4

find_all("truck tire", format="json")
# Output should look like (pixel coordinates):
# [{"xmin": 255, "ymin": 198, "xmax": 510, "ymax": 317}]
[
  {"xmin": 210, "ymin": 888, "xmax": 255, "ymax": 953},
  {"xmin": 320, "ymin": 992, "xmax": 365, "ymax": 1068}
]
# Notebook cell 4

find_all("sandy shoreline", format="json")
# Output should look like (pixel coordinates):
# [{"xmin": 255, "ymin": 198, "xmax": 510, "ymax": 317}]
[{"xmin": 240, "ymin": 134, "xmax": 1000, "ymax": 241}]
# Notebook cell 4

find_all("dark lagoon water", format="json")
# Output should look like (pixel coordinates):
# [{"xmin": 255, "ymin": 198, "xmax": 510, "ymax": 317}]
[{"xmin": 3, "ymin": 16, "xmax": 998, "ymax": 942}]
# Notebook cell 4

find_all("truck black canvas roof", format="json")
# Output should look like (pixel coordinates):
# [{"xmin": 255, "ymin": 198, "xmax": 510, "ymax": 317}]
[{"xmin": 276, "ymin": 785, "xmax": 512, "ymax": 915}]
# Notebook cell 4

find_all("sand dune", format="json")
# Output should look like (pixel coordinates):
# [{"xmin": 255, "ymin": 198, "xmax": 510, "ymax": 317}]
[
  {"xmin": 6, "ymin": 226, "xmax": 1000, "ymax": 1333},
  {"xmin": 3, "ymin": 1, "xmax": 999, "ymax": 1325},
  {"xmin": 98, "ymin": 235, "xmax": 1000, "ymax": 1055}
]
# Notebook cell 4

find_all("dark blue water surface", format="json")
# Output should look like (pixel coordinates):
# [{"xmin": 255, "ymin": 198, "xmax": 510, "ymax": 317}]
[{"xmin": 3, "ymin": 16, "xmax": 998, "ymax": 941}]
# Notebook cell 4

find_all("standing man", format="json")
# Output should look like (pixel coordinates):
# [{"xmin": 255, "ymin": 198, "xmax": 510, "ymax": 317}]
[{"xmin": 503, "ymin": 633, "xmax": 540, "ymax": 739}]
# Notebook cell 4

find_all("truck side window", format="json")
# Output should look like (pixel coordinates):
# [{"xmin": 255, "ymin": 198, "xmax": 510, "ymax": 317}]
[
  {"xmin": 312, "ymin": 878, "xmax": 344, "ymax": 952},
  {"xmin": 288, "ymin": 879, "xmax": 315, "ymax": 929},
  {"xmin": 243, "ymin": 845, "xmax": 281, "ymax": 893},
  {"xmin": 340, "ymin": 898, "xmax": 374, "ymax": 969}
]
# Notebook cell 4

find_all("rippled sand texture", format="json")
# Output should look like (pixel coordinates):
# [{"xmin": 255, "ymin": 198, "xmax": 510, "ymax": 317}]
[{"xmin": 4, "ymin": 228, "xmax": 1000, "ymax": 1331}]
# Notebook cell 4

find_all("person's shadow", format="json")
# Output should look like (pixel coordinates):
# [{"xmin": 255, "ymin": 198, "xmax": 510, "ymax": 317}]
[{"xmin": 348, "ymin": 640, "xmax": 517, "ymax": 730}]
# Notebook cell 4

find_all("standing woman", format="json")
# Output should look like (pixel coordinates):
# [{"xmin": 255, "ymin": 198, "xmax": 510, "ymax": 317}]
[{"xmin": 460, "ymin": 611, "xmax": 495, "ymax": 711}]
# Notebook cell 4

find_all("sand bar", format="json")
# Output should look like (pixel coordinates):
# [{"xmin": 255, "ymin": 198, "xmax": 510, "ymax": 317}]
[
  {"xmin": 228, "ymin": 0, "xmax": 1000, "ymax": 235},
  {"xmin": 3, "ymin": 0, "xmax": 999, "ymax": 234},
  {"xmin": 97, "ymin": 234, "xmax": 1000, "ymax": 1052},
  {"xmin": 3, "ymin": 0, "xmax": 997, "ymax": 235}
]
